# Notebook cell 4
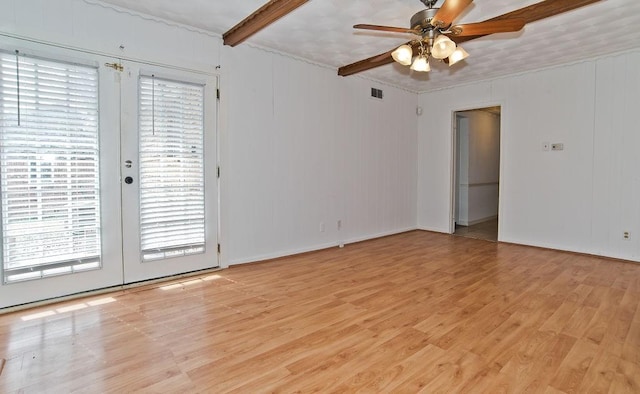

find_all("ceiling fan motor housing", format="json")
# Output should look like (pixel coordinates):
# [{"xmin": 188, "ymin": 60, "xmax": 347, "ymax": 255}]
[{"xmin": 411, "ymin": 8, "xmax": 440, "ymax": 32}]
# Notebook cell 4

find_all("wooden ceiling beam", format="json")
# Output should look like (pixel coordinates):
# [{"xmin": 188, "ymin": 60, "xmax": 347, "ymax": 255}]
[
  {"xmin": 338, "ymin": 42, "xmax": 420, "ymax": 77},
  {"xmin": 223, "ymin": 0, "xmax": 308, "ymax": 47},
  {"xmin": 337, "ymin": 50, "xmax": 395, "ymax": 77}
]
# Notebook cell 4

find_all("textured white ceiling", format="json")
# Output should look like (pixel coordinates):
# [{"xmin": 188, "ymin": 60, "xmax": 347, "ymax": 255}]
[{"xmin": 95, "ymin": 0, "xmax": 640, "ymax": 92}]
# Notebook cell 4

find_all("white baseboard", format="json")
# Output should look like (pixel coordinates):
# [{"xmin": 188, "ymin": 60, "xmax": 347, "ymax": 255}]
[
  {"xmin": 417, "ymin": 225, "xmax": 450, "ymax": 234},
  {"xmin": 342, "ymin": 226, "xmax": 418, "ymax": 245},
  {"xmin": 226, "ymin": 226, "xmax": 418, "ymax": 267},
  {"xmin": 226, "ymin": 241, "xmax": 338, "ymax": 266},
  {"xmin": 499, "ymin": 236, "xmax": 639, "ymax": 264}
]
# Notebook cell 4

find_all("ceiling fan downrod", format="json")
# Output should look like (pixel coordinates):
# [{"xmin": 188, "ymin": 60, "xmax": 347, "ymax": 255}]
[{"xmin": 420, "ymin": 0, "xmax": 438, "ymax": 8}]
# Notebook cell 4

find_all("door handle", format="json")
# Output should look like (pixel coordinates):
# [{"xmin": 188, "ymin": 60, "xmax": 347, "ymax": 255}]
[{"xmin": 124, "ymin": 176, "xmax": 134, "ymax": 184}]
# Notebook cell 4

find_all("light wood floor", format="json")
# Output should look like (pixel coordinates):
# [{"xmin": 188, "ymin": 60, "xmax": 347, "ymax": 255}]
[{"xmin": 1, "ymin": 231, "xmax": 640, "ymax": 393}]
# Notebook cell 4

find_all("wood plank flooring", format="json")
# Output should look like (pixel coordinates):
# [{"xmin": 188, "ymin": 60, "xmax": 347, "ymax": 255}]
[{"xmin": 1, "ymin": 230, "xmax": 639, "ymax": 393}]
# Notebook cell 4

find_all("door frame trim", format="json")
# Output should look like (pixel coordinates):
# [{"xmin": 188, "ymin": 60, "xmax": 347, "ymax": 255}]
[{"xmin": 449, "ymin": 102, "xmax": 505, "ymax": 241}]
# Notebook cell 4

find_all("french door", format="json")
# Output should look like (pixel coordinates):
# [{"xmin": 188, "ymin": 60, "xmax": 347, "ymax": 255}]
[
  {"xmin": 119, "ymin": 62, "xmax": 218, "ymax": 284},
  {"xmin": 0, "ymin": 39, "xmax": 218, "ymax": 309}
]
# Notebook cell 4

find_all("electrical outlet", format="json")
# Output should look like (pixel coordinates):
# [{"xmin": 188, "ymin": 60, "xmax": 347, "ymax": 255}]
[{"xmin": 623, "ymin": 231, "xmax": 630, "ymax": 240}]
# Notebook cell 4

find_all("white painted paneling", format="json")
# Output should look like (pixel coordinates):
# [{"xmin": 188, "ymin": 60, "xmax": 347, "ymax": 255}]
[
  {"xmin": 2, "ymin": 0, "xmax": 419, "ymax": 272},
  {"xmin": 591, "ymin": 52, "xmax": 640, "ymax": 261},
  {"xmin": 417, "ymin": 82, "xmax": 492, "ymax": 232},
  {"xmin": 0, "ymin": 0, "xmax": 221, "ymax": 73},
  {"xmin": 11, "ymin": 0, "xmax": 636, "ymax": 273},
  {"xmin": 418, "ymin": 51, "xmax": 640, "ymax": 262},
  {"xmin": 494, "ymin": 64, "xmax": 596, "ymax": 251},
  {"xmin": 222, "ymin": 44, "xmax": 418, "ymax": 265},
  {"xmin": 467, "ymin": 112, "xmax": 500, "ymax": 185}
]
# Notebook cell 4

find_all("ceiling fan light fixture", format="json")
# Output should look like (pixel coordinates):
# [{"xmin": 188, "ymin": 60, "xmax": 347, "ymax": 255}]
[
  {"xmin": 431, "ymin": 34, "xmax": 456, "ymax": 59},
  {"xmin": 448, "ymin": 46, "xmax": 469, "ymax": 66},
  {"xmin": 391, "ymin": 44, "xmax": 413, "ymax": 66},
  {"xmin": 410, "ymin": 56, "xmax": 430, "ymax": 72}
]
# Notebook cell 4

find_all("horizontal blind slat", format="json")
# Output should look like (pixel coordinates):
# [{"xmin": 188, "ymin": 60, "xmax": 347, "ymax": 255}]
[
  {"xmin": 138, "ymin": 75, "xmax": 205, "ymax": 260},
  {"xmin": 0, "ymin": 51, "xmax": 102, "ymax": 282}
]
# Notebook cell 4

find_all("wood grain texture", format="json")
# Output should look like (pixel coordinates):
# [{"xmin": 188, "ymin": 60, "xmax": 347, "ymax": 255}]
[
  {"xmin": 353, "ymin": 24, "xmax": 418, "ymax": 34},
  {"xmin": 338, "ymin": 41, "xmax": 420, "ymax": 77},
  {"xmin": 340, "ymin": 0, "xmax": 603, "ymax": 75},
  {"xmin": 453, "ymin": 0, "xmax": 603, "ymax": 44},
  {"xmin": 451, "ymin": 18, "xmax": 525, "ymax": 37},
  {"xmin": 1, "ymin": 230, "xmax": 639, "ymax": 392},
  {"xmin": 222, "ymin": 0, "xmax": 308, "ymax": 47},
  {"xmin": 338, "ymin": 48, "xmax": 396, "ymax": 77},
  {"xmin": 431, "ymin": 0, "xmax": 474, "ymax": 27},
  {"xmin": 487, "ymin": 0, "xmax": 602, "ymax": 25}
]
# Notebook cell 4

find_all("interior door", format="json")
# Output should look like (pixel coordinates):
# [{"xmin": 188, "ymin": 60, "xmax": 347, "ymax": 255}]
[
  {"xmin": 0, "ymin": 41, "xmax": 124, "ymax": 308},
  {"xmin": 119, "ymin": 62, "xmax": 218, "ymax": 283}
]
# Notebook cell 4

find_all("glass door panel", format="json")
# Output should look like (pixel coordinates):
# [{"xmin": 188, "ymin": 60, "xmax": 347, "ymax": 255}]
[
  {"xmin": 0, "ymin": 41, "xmax": 123, "ymax": 308},
  {"xmin": 120, "ymin": 63, "xmax": 218, "ymax": 283}
]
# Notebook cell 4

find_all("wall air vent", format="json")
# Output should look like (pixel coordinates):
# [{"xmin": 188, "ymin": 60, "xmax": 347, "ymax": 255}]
[{"xmin": 370, "ymin": 88, "xmax": 383, "ymax": 99}]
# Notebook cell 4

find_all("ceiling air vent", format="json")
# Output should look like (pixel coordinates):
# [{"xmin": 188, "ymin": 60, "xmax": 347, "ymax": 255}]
[{"xmin": 370, "ymin": 88, "xmax": 383, "ymax": 99}]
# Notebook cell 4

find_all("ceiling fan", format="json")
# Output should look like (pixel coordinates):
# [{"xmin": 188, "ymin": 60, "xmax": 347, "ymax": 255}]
[{"xmin": 338, "ymin": 0, "xmax": 602, "ymax": 77}]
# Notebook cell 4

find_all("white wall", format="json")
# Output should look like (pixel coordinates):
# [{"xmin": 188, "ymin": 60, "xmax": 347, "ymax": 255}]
[
  {"xmin": 6, "ymin": 0, "xmax": 636, "ymax": 271},
  {"xmin": 0, "ymin": 0, "xmax": 221, "ymax": 73},
  {"xmin": 221, "ymin": 45, "xmax": 418, "ymax": 265},
  {"xmin": 1, "ymin": 0, "xmax": 419, "ymax": 269},
  {"xmin": 455, "ymin": 116, "xmax": 469, "ymax": 224},
  {"xmin": 418, "ymin": 51, "xmax": 640, "ymax": 262}
]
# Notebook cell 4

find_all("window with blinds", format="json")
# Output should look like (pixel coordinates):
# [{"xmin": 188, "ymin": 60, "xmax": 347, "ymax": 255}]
[
  {"xmin": 0, "ymin": 51, "xmax": 101, "ymax": 283},
  {"xmin": 138, "ymin": 76, "xmax": 205, "ymax": 261}
]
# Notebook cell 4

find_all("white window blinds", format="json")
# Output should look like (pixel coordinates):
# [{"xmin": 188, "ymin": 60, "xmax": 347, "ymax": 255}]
[
  {"xmin": 0, "ymin": 51, "xmax": 101, "ymax": 283},
  {"xmin": 138, "ymin": 75, "xmax": 205, "ymax": 261}
]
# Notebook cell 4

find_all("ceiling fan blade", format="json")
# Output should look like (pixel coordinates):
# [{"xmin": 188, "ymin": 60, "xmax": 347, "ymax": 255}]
[
  {"xmin": 487, "ymin": 0, "xmax": 602, "ymax": 24},
  {"xmin": 451, "ymin": 0, "xmax": 601, "ymax": 44},
  {"xmin": 223, "ymin": 0, "xmax": 308, "ymax": 46},
  {"xmin": 338, "ymin": 42, "xmax": 417, "ymax": 77},
  {"xmin": 338, "ymin": 0, "xmax": 603, "ymax": 76},
  {"xmin": 354, "ymin": 24, "xmax": 419, "ymax": 34},
  {"xmin": 431, "ymin": 0, "xmax": 473, "ymax": 28},
  {"xmin": 450, "ymin": 18, "xmax": 525, "ymax": 36}
]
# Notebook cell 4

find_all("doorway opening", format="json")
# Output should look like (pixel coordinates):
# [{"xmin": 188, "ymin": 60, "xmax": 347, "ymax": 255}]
[{"xmin": 452, "ymin": 106, "xmax": 501, "ymax": 242}]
